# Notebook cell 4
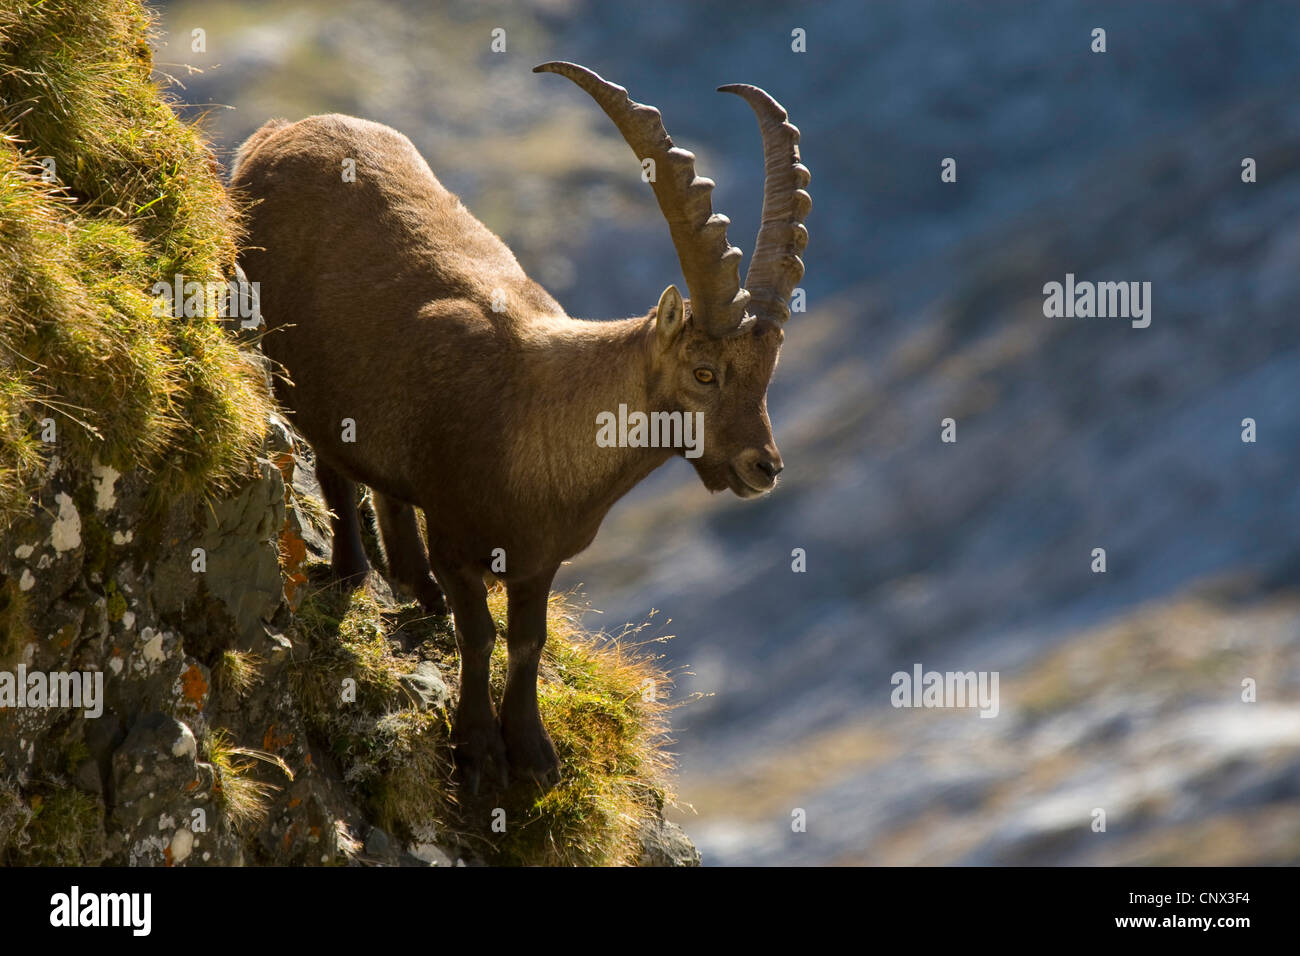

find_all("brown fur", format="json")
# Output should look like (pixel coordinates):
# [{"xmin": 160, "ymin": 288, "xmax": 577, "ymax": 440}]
[{"xmin": 232, "ymin": 111, "xmax": 785, "ymax": 789}]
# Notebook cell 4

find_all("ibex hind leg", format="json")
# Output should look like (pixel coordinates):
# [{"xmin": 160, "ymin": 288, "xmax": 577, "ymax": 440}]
[
  {"xmin": 315, "ymin": 455, "xmax": 369, "ymax": 589},
  {"xmin": 373, "ymin": 492, "xmax": 447, "ymax": 615}
]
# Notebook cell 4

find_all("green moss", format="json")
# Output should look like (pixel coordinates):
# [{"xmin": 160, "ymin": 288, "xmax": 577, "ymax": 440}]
[
  {"xmin": 62, "ymin": 739, "xmax": 91, "ymax": 777},
  {"xmin": 79, "ymin": 510, "xmax": 111, "ymax": 576},
  {"xmin": 287, "ymin": 568, "xmax": 676, "ymax": 866},
  {"xmin": 104, "ymin": 580, "xmax": 127, "ymax": 623},
  {"xmin": 2, "ymin": 787, "xmax": 105, "ymax": 865},
  {"xmin": 290, "ymin": 584, "xmax": 407, "ymax": 720}
]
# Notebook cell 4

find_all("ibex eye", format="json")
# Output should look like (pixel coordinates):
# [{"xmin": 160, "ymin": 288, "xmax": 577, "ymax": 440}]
[{"xmin": 694, "ymin": 368, "xmax": 716, "ymax": 384}]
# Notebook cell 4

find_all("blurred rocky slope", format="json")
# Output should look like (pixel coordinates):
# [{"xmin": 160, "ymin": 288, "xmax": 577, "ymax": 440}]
[
  {"xmin": 155, "ymin": 0, "xmax": 1300, "ymax": 864},
  {"xmin": 689, "ymin": 584, "xmax": 1300, "ymax": 865}
]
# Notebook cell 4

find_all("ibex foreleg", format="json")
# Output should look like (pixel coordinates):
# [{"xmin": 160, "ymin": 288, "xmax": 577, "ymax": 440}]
[
  {"xmin": 502, "ymin": 572, "xmax": 561, "ymax": 785},
  {"xmin": 434, "ymin": 557, "xmax": 508, "ymax": 794}
]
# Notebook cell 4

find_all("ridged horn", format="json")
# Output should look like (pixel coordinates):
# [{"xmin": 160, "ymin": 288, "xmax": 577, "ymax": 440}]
[
  {"xmin": 535, "ymin": 61, "xmax": 752, "ymax": 337},
  {"xmin": 718, "ymin": 83, "xmax": 810, "ymax": 323}
]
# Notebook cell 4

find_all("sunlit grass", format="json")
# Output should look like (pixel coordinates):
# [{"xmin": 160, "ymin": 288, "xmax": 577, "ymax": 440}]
[
  {"xmin": 0, "ymin": 0, "xmax": 271, "ymax": 523},
  {"xmin": 288, "ymin": 568, "xmax": 682, "ymax": 865}
]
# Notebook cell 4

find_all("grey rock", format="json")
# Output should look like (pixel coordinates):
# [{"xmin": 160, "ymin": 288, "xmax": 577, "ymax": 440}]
[
  {"xmin": 637, "ymin": 818, "xmax": 701, "ymax": 867},
  {"xmin": 364, "ymin": 826, "xmax": 391, "ymax": 857},
  {"xmin": 399, "ymin": 661, "xmax": 449, "ymax": 712}
]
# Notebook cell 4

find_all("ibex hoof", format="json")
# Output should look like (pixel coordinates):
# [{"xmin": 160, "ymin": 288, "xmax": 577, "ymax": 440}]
[
  {"xmin": 504, "ymin": 724, "xmax": 561, "ymax": 789},
  {"xmin": 452, "ymin": 723, "xmax": 509, "ymax": 795},
  {"xmin": 416, "ymin": 576, "xmax": 449, "ymax": 616},
  {"xmin": 331, "ymin": 564, "xmax": 369, "ymax": 593}
]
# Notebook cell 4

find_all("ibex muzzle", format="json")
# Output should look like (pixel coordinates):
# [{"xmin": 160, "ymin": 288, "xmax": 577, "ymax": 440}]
[{"xmin": 231, "ymin": 61, "xmax": 810, "ymax": 791}]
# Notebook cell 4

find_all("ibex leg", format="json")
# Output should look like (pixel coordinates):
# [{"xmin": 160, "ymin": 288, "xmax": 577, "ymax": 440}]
[
  {"xmin": 502, "ymin": 571, "xmax": 560, "ymax": 786},
  {"xmin": 373, "ymin": 492, "xmax": 446, "ymax": 614},
  {"xmin": 433, "ymin": 557, "xmax": 508, "ymax": 794},
  {"xmin": 315, "ymin": 455, "xmax": 368, "ymax": 588}
]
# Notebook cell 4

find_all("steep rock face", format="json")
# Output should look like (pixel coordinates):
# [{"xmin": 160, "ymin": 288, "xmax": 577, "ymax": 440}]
[
  {"xmin": 0, "ymin": 416, "xmax": 369, "ymax": 864},
  {"xmin": 0, "ymin": 415, "xmax": 699, "ymax": 866}
]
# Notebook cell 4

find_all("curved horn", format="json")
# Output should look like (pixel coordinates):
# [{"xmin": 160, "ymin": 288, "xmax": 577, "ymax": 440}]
[
  {"xmin": 718, "ymin": 83, "xmax": 810, "ymax": 323},
  {"xmin": 535, "ymin": 61, "xmax": 752, "ymax": 337}
]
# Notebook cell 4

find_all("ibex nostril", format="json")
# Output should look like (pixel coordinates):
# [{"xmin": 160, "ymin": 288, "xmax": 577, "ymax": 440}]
[{"xmin": 757, "ymin": 459, "xmax": 783, "ymax": 480}]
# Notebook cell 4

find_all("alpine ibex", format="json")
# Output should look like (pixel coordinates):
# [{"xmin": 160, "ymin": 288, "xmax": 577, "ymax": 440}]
[{"xmin": 231, "ymin": 62, "xmax": 810, "ymax": 790}]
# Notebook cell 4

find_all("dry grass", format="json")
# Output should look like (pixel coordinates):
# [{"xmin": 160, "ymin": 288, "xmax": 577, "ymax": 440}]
[
  {"xmin": 202, "ymin": 727, "xmax": 294, "ymax": 831},
  {"xmin": 213, "ymin": 647, "xmax": 264, "ymax": 697}
]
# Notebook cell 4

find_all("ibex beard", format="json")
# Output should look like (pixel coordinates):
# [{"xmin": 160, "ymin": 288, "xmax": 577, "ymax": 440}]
[{"xmin": 231, "ymin": 61, "xmax": 810, "ymax": 792}]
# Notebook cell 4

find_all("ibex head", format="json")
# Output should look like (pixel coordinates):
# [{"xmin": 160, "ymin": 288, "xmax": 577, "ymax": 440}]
[{"xmin": 535, "ymin": 62, "xmax": 811, "ymax": 499}]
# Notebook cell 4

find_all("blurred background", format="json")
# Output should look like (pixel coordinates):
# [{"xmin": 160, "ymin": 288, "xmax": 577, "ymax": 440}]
[{"xmin": 152, "ymin": 0, "xmax": 1300, "ymax": 864}]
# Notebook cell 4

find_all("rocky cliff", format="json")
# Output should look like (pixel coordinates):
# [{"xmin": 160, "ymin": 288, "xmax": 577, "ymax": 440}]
[{"xmin": 0, "ymin": 0, "xmax": 695, "ymax": 867}]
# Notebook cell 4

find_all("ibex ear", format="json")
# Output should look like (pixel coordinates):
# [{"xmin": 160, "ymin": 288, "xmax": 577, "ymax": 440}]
[{"xmin": 654, "ymin": 285, "xmax": 686, "ymax": 349}]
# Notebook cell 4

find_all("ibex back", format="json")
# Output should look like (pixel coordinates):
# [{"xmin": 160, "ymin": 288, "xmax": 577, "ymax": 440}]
[{"xmin": 231, "ymin": 62, "xmax": 811, "ymax": 790}]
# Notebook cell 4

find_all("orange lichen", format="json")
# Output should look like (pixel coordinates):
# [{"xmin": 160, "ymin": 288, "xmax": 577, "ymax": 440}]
[
  {"xmin": 180, "ymin": 663, "xmax": 208, "ymax": 707},
  {"xmin": 280, "ymin": 524, "xmax": 309, "ymax": 610},
  {"xmin": 262, "ymin": 723, "xmax": 294, "ymax": 752}
]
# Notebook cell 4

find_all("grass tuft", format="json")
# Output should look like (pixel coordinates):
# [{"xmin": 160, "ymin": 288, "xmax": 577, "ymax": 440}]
[
  {"xmin": 288, "ymin": 568, "xmax": 681, "ymax": 865},
  {"xmin": 0, "ymin": 0, "xmax": 271, "ymax": 524},
  {"xmin": 214, "ymin": 648, "xmax": 263, "ymax": 698},
  {"xmin": 202, "ymin": 727, "xmax": 293, "ymax": 831}
]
